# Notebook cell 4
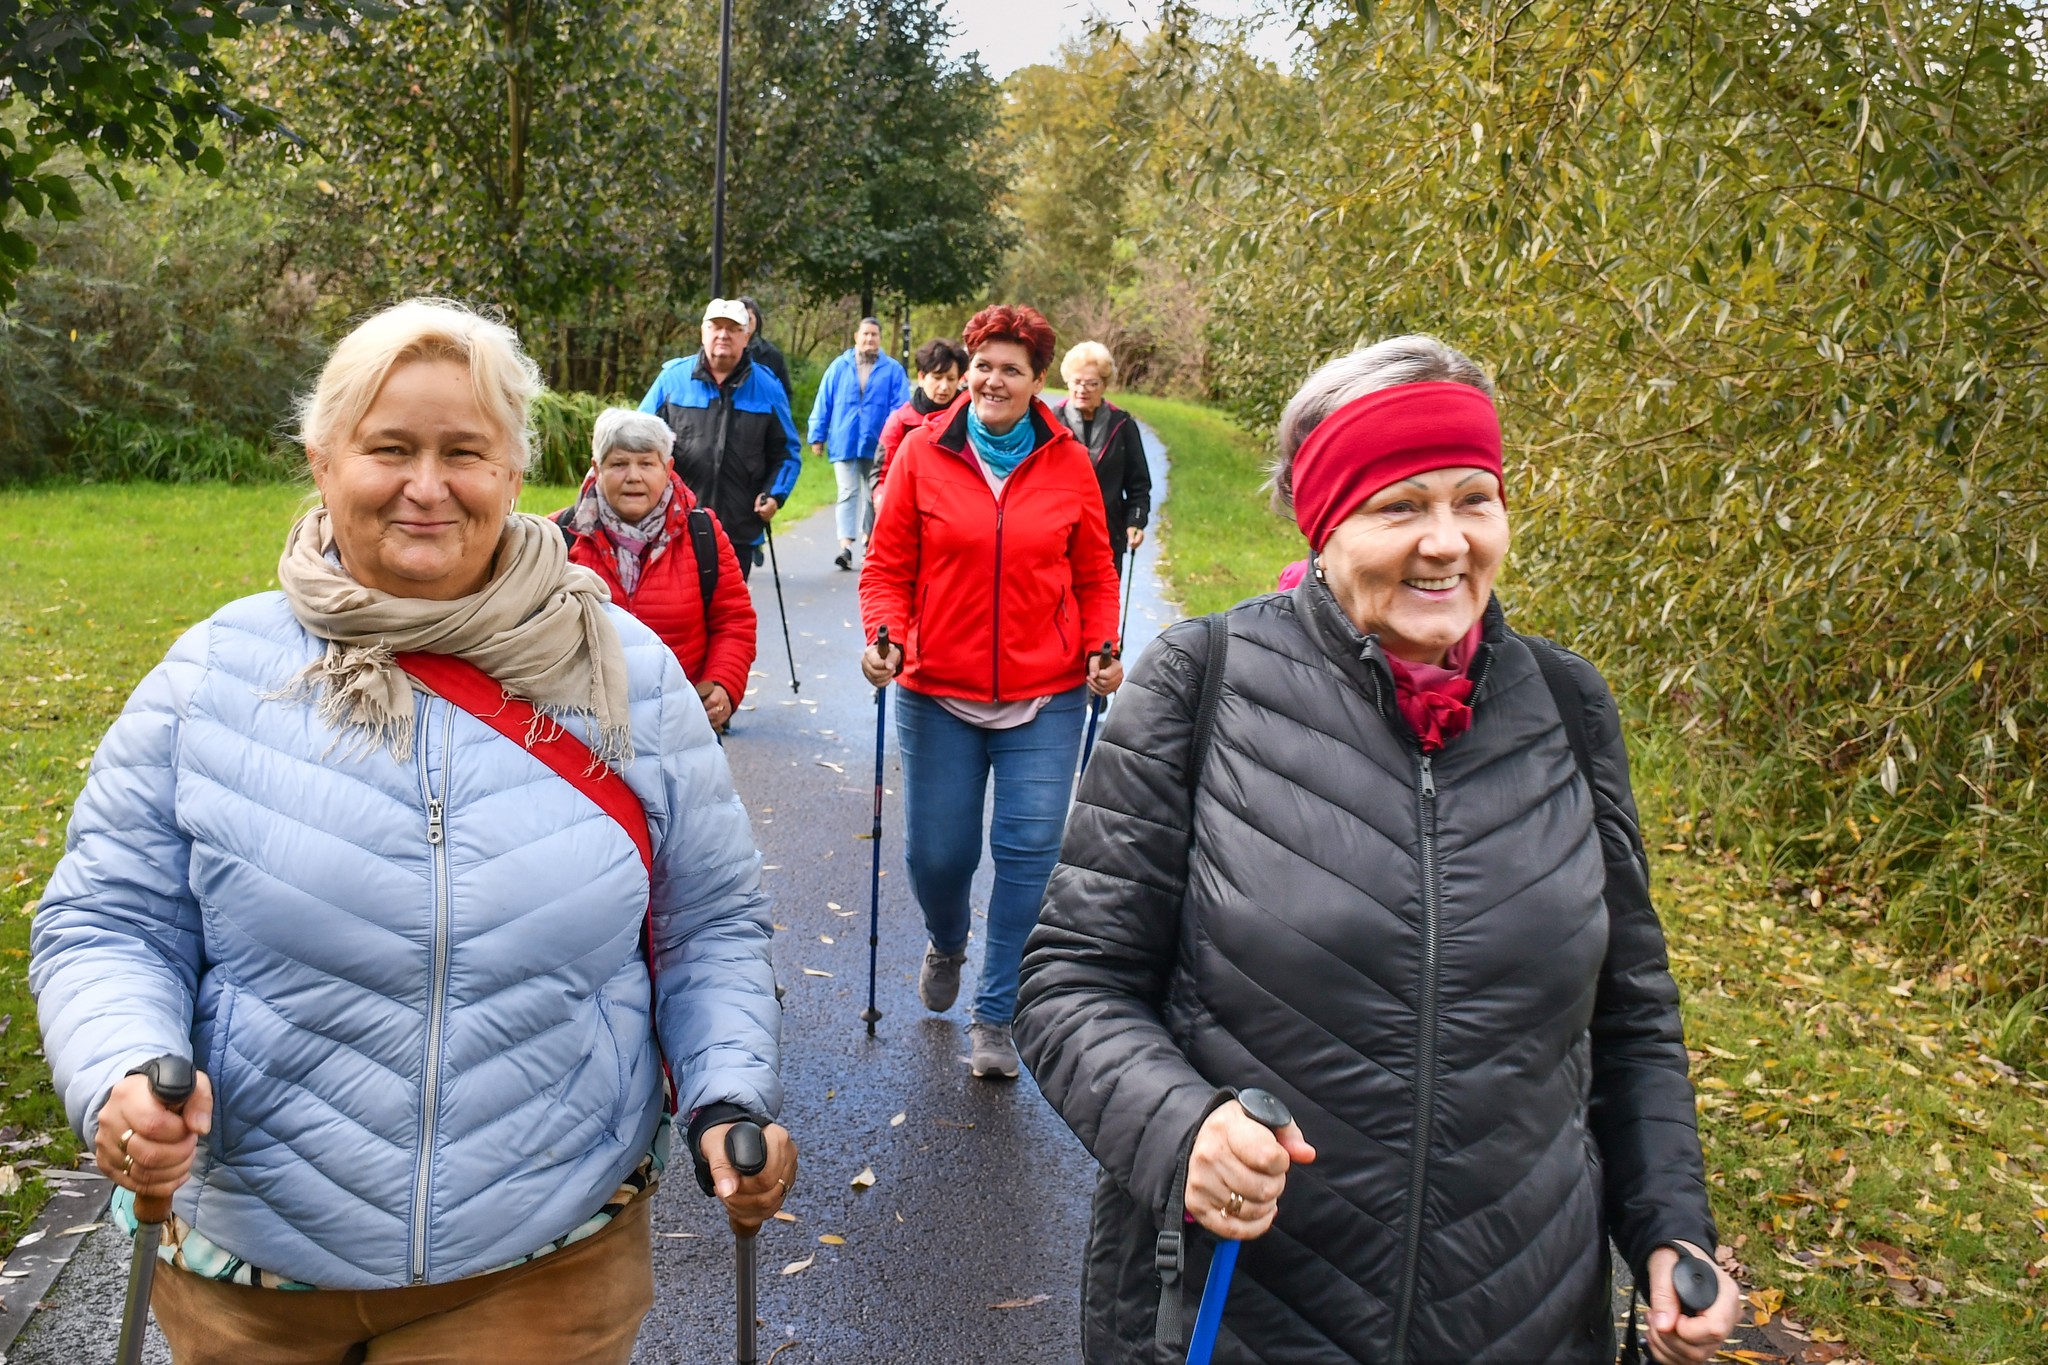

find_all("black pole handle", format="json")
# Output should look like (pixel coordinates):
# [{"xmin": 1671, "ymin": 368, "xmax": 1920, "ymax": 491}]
[
  {"xmin": 135, "ymin": 1054, "xmax": 195, "ymax": 1113},
  {"xmin": 726, "ymin": 1120, "xmax": 768, "ymax": 1178},
  {"xmin": 1670, "ymin": 1247, "xmax": 1718, "ymax": 1316},
  {"xmin": 1234, "ymin": 1087, "xmax": 1292, "ymax": 1133},
  {"xmin": 875, "ymin": 625, "xmax": 896, "ymax": 682}
]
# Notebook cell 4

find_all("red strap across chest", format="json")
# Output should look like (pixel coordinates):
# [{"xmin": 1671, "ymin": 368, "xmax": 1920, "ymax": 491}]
[{"xmin": 394, "ymin": 652, "xmax": 651, "ymax": 876}]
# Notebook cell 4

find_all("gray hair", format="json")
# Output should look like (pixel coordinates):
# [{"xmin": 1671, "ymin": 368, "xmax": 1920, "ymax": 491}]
[
  {"xmin": 591, "ymin": 407, "xmax": 675, "ymax": 465},
  {"xmin": 1271, "ymin": 335, "xmax": 1494, "ymax": 512}
]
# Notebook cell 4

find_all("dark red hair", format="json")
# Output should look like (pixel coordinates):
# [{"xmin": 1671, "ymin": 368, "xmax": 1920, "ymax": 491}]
[{"xmin": 962, "ymin": 305, "xmax": 1056, "ymax": 378}]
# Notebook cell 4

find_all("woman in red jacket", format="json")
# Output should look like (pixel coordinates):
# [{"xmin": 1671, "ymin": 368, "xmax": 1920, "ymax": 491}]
[
  {"xmin": 560, "ymin": 408, "xmax": 756, "ymax": 730},
  {"xmin": 859, "ymin": 305, "xmax": 1123, "ymax": 1080}
]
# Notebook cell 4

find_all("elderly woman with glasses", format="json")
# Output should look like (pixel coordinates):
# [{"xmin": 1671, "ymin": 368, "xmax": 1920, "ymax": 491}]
[
  {"xmin": 555, "ymin": 408, "xmax": 757, "ymax": 731},
  {"xmin": 31, "ymin": 300, "xmax": 795, "ymax": 1363},
  {"xmin": 1017, "ymin": 336, "xmax": 1738, "ymax": 1365},
  {"xmin": 1051, "ymin": 341, "xmax": 1150, "ymax": 580}
]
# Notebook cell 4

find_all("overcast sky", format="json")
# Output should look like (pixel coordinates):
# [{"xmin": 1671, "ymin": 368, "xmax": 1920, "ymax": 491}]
[{"xmin": 943, "ymin": 0, "xmax": 1298, "ymax": 78}]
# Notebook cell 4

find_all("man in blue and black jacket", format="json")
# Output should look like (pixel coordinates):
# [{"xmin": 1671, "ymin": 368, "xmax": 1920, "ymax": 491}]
[{"xmin": 640, "ymin": 299, "xmax": 802, "ymax": 579}]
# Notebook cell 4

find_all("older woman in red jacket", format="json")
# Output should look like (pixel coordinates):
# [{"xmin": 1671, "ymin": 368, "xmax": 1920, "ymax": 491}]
[
  {"xmin": 859, "ymin": 305, "xmax": 1123, "ymax": 1080},
  {"xmin": 558, "ymin": 408, "xmax": 756, "ymax": 729}
]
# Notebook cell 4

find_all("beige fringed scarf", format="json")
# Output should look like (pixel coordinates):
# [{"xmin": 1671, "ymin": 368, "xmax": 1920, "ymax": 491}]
[{"xmin": 275, "ymin": 508, "xmax": 633, "ymax": 765}]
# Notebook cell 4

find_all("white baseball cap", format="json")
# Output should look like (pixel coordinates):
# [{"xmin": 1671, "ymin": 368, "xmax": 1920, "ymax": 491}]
[{"xmin": 703, "ymin": 298, "xmax": 751, "ymax": 327}]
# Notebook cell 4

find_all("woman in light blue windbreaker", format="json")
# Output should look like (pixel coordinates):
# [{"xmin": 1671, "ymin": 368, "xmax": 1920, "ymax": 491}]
[{"xmin": 29, "ymin": 299, "xmax": 796, "ymax": 1363}]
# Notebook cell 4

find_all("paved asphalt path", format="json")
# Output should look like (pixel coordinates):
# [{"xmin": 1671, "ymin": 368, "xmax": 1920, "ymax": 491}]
[{"xmin": 628, "ymin": 429, "xmax": 1179, "ymax": 1363}]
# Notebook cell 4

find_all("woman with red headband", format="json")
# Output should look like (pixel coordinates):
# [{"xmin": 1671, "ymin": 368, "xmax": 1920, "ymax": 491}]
[
  {"xmin": 1016, "ymin": 336, "xmax": 1738, "ymax": 1364},
  {"xmin": 859, "ymin": 304, "xmax": 1123, "ymax": 1082}
]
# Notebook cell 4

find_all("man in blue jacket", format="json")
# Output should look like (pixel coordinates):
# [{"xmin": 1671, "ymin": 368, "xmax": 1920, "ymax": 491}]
[
  {"xmin": 641, "ymin": 299, "xmax": 802, "ymax": 580},
  {"xmin": 808, "ymin": 317, "xmax": 910, "ymax": 570}
]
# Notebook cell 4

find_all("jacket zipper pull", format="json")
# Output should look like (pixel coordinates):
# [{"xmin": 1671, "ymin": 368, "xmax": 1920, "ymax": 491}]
[
  {"xmin": 1418, "ymin": 756, "xmax": 1436, "ymax": 800},
  {"xmin": 427, "ymin": 797, "xmax": 444, "ymax": 846}
]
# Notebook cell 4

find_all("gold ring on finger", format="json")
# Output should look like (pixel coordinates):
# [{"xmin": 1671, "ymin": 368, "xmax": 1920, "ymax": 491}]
[
  {"xmin": 122, "ymin": 1153, "xmax": 134, "ymax": 1176},
  {"xmin": 1224, "ymin": 1189, "xmax": 1244, "ymax": 1219},
  {"xmin": 118, "ymin": 1128, "xmax": 135, "ymax": 1155}
]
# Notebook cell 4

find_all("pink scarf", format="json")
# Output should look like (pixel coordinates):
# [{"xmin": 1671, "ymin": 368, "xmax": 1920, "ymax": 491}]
[{"xmin": 1385, "ymin": 621, "xmax": 1483, "ymax": 752}]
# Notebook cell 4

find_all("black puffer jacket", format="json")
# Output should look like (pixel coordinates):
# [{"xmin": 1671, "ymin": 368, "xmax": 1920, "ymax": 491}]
[{"xmin": 1015, "ymin": 582, "xmax": 1714, "ymax": 1364}]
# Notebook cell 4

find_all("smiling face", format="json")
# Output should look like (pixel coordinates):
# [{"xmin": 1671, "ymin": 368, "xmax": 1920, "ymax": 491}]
[
  {"xmin": 308, "ymin": 359, "xmax": 521, "ymax": 600},
  {"xmin": 918, "ymin": 362, "xmax": 962, "ymax": 406},
  {"xmin": 597, "ymin": 444, "xmax": 671, "ymax": 522},
  {"xmin": 1317, "ymin": 466, "xmax": 1509, "ymax": 665},
  {"xmin": 967, "ymin": 339, "xmax": 1044, "ymax": 434}
]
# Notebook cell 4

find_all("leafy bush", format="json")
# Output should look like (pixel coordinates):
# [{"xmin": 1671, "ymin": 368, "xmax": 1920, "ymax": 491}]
[
  {"xmin": 0, "ymin": 165, "xmax": 339, "ymax": 484},
  {"xmin": 63, "ymin": 413, "xmax": 292, "ymax": 484},
  {"xmin": 1133, "ymin": 2, "xmax": 2047, "ymax": 1015}
]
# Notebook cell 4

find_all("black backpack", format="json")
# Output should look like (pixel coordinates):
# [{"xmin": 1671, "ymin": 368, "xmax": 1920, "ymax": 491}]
[{"xmin": 552, "ymin": 506, "xmax": 720, "ymax": 609}]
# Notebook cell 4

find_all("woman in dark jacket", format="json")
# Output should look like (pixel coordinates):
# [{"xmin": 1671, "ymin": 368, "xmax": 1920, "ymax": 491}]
[
  {"xmin": 1015, "ymin": 336, "xmax": 1739, "ymax": 1365},
  {"xmin": 859, "ymin": 304, "xmax": 1123, "ymax": 1082},
  {"xmin": 1051, "ymin": 340, "xmax": 1150, "ymax": 580}
]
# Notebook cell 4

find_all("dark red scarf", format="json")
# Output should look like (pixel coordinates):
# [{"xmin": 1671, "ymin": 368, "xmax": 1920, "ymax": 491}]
[{"xmin": 1385, "ymin": 621, "xmax": 1484, "ymax": 752}]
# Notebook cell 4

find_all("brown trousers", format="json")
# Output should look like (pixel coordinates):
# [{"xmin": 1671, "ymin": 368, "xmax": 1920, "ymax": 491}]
[{"xmin": 150, "ymin": 1192, "xmax": 655, "ymax": 1364}]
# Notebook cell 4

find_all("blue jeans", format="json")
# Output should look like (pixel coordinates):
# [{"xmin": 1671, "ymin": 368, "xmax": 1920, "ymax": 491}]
[
  {"xmin": 895, "ymin": 685, "xmax": 1087, "ymax": 1026},
  {"xmin": 833, "ymin": 457, "xmax": 875, "ymax": 542}
]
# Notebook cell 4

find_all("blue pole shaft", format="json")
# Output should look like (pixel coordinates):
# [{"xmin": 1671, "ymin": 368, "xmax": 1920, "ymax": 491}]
[
  {"xmin": 863, "ymin": 681, "xmax": 886, "ymax": 1033},
  {"xmin": 1185, "ymin": 1239, "xmax": 1242, "ymax": 1365}
]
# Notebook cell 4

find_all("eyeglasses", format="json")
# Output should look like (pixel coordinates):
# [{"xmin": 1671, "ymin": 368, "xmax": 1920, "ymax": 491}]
[{"xmin": 1069, "ymin": 377, "xmax": 1105, "ymax": 391}]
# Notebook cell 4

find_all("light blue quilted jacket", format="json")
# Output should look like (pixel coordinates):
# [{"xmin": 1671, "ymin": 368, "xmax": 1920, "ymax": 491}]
[{"xmin": 30, "ymin": 592, "xmax": 779, "ymax": 1289}]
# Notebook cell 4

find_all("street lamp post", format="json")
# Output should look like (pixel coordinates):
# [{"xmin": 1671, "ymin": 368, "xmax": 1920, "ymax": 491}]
[{"xmin": 712, "ymin": 0, "xmax": 734, "ymax": 296}]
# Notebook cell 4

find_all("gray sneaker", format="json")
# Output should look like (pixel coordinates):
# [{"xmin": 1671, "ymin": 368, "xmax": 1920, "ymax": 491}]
[
  {"xmin": 918, "ymin": 943, "xmax": 967, "ymax": 1012},
  {"xmin": 969, "ymin": 1021, "xmax": 1019, "ymax": 1080}
]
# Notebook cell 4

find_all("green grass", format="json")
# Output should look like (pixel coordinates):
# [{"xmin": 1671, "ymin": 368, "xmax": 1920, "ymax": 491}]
[{"xmin": 1134, "ymin": 395, "xmax": 2048, "ymax": 1362}]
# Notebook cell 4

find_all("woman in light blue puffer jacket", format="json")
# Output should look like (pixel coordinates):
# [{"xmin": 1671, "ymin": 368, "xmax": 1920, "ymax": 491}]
[{"xmin": 30, "ymin": 299, "xmax": 796, "ymax": 1362}]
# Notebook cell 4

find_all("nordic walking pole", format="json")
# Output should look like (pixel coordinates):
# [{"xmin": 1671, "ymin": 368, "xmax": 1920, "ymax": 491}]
[
  {"xmin": 1119, "ymin": 533, "xmax": 1138, "ymax": 649},
  {"xmin": 860, "ymin": 627, "xmax": 891, "ymax": 1036},
  {"xmin": 1079, "ymin": 639, "xmax": 1117, "ymax": 774},
  {"xmin": 1185, "ymin": 1087, "xmax": 1295, "ymax": 1365},
  {"xmin": 725, "ymin": 1120, "xmax": 769, "ymax": 1365},
  {"xmin": 115, "ymin": 1054, "xmax": 197, "ymax": 1365},
  {"xmin": 764, "ymin": 522, "xmax": 799, "ymax": 694}
]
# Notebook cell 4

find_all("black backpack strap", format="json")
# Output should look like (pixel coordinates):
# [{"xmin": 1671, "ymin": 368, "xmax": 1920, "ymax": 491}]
[
  {"xmin": 686, "ymin": 506, "xmax": 719, "ymax": 609},
  {"xmin": 1154, "ymin": 613, "xmax": 1231, "ymax": 1358},
  {"xmin": 1185, "ymin": 613, "xmax": 1229, "ymax": 796},
  {"xmin": 1528, "ymin": 637, "xmax": 1595, "ymax": 795}
]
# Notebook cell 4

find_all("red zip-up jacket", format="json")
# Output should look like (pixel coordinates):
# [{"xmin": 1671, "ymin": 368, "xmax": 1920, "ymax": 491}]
[
  {"xmin": 563, "ymin": 471, "xmax": 757, "ymax": 705},
  {"xmin": 860, "ymin": 398, "xmax": 1121, "ymax": 701}
]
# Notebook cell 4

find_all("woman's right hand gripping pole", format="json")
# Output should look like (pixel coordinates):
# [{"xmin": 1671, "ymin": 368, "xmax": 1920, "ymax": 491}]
[{"xmin": 1184, "ymin": 1090, "xmax": 1316, "ymax": 1239}]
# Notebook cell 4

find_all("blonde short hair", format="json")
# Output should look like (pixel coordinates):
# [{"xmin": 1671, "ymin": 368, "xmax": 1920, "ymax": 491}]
[
  {"xmin": 298, "ymin": 298, "xmax": 543, "ymax": 473},
  {"xmin": 1060, "ymin": 340, "xmax": 1116, "ymax": 388}
]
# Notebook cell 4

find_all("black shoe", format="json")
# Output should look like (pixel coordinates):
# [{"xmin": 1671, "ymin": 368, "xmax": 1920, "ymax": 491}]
[{"xmin": 834, "ymin": 547, "xmax": 854, "ymax": 571}]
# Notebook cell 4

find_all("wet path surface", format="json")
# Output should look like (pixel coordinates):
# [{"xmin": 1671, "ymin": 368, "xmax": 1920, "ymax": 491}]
[{"xmin": 628, "ymin": 425, "xmax": 1181, "ymax": 1363}]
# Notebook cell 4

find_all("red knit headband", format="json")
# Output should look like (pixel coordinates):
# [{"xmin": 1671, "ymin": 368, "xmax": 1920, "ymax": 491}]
[{"xmin": 1291, "ymin": 381, "xmax": 1504, "ymax": 550}]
